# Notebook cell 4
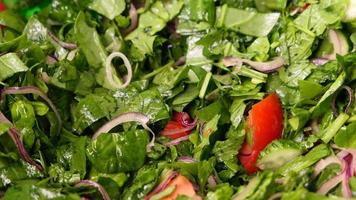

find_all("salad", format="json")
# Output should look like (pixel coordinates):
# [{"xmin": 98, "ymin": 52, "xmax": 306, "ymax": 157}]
[{"xmin": 0, "ymin": 0, "xmax": 355, "ymax": 199}]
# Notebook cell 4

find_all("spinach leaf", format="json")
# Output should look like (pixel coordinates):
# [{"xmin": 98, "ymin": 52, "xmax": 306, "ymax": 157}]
[
  {"xmin": 213, "ymin": 125, "xmax": 245, "ymax": 173},
  {"xmin": 89, "ymin": 0, "xmax": 125, "ymax": 20},
  {"xmin": 334, "ymin": 122, "xmax": 356, "ymax": 148},
  {"xmin": 86, "ymin": 129, "xmax": 149, "ymax": 173},
  {"xmin": 122, "ymin": 164, "xmax": 163, "ymax": 199},
  {"xmin": 0, "ymin": 10, "xmax": 25, "ymax": 32},
  {"xmin": 3, "ymin": 183, "xmax": 81, "ymax": 200},
  {"xmin": 74, "ymin": 12, "xmax": 107, "ymax": 68},
  {"xmin": 0, "ymin": 53, "xmax": 28, "ymax": 81},
  {"xmin": 217, "ymin": 5, "xmax": 280, "ymax": 37}
]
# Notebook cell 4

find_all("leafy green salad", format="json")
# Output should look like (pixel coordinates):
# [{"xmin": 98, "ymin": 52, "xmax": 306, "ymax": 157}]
[{"xmin": 0, "ymin": 0, "xmax": 356, "ymax": 199}]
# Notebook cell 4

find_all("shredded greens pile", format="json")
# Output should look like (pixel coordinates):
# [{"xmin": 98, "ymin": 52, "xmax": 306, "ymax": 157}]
[{"xmin": 0, "ymin": 0, "xmax": 356, "ymax": 199}]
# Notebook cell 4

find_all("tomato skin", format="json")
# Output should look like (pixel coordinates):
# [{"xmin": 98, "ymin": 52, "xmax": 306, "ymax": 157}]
[
  {"xmin": 238, "ymin": 93, "xmax": 283, "ymax": 174},
  {"xmin": 238, "ymin": 148, "xmax": 260, "ymax": 174},
  {"xmin": 161, "ymin": 112, "xmax": 196, "ymax": 139},
  {"xmin": 161, "ymin": 175, "xmax": 199, "ymax": 200},
  {"xmin": 162, "ymin": 121, "xmax": 191, "ymax": 139},
  {"xmin": 0, "ymin": 2, "xmax": 7, "ymax": 12}
]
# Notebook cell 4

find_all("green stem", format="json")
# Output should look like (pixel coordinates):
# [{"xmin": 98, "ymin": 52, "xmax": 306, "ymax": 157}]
[
  {"xmin": 320, "ymin": 113, "xmax": 349, "ymax": 143},
  {"xmin": 199, "ymin": 72, "xmax": 212, "ymax": 99}
]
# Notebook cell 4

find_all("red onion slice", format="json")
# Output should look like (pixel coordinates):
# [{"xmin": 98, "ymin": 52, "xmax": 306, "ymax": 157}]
[
  {"xmin": 331, "ymin": 85, "xmax": 354, "ymax": 117},
  {"xmin": 75, "ymin": 180, "xmax": 111, "ymax": 200},
  {"xmin": 317, "ymin": 165, "xmax": 344, "ymax": 195},
  {"xmin": 223, "ymin": 57, "xmax": 284, "ymax": 73},
  {"xmin": 123, "ymin": 4, "xmax": 138, "ymax": 35},
  {"xmin": 161, "ymin": 114, "xmax": 198, "ymax": 137},
  {"xmin": 160, "ymin": 125, "xmax": 196, "ymax": 137},
  {"xmin": 0, "ymin": 112, "xmax": 43, "ymax": 171},
  {"xmin": 165, "ymin": 135, "xmax": 190, "ymax": 147},
  {"xmin": 313, "ymin": 156, "xmax": 342, "ymax": 177},
  {"xmin": 173, "ymin": 112, "xmax": 197, "ymax": 127},
  {"xmin": 92, "ymin": 112, "xmax": 155, "ymax": 150},
  {"xmin": 207, "ymin": 175, "xmax": 217, "ymax": 188},
  {"xmin": 177, "ymin": 156, "xmax": 196, "ymax": 163},
  {"xmin": 145, "ymin": 171, "xmax": 178, "ymax": 200},
  {"xmin": 311, "ymin": 58, "xmax": 329, "ymax": 66},
  {"xmin": 1, "ymin": 86, "xmax": 62, "ymax": 135},
  {"xmin": 105, "ymin": 52, "xmax": 133, "ymax": 89},
  {"xmin": 316, "ymin": 149, "xmax": 356, "ymax": 198},
  {"xmin": 173, "ymin": 56, "xmax": 186, "ymax": 67},
  {"xmin": 341, "ymin": 154, "xmax": 353, "ymax": 198},
  {"xmin": 48, "ymin": 32, "xmax": 77, "ymax": 50}
]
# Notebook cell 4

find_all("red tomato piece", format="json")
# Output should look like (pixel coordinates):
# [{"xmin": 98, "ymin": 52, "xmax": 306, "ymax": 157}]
[
  {"xmin": 161, "ymin": 112, "xmax": 196, "ymax": 139},
  {"xmin": 238, "ymin": 148, "xmax": 260, "ymax": 174},
  {"xmin": 238, "ymin": 93, "xmax": 283, "ymax": 174},
  {"xmin": 161, "ymin": 175, "xmax": 200, "ymax": 200},
  {"xmin": 0, "ymin": 2, "xmax": 7, "ymax": 12}
]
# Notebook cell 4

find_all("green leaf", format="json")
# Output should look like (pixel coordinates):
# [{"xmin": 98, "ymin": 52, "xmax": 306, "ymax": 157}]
[
  {"xmin": 229, "ymin": 99, "xmax": 246, "ymax": 128},
  {"xmin": 74, "ymin": 12, "xmax": 107, "ymax": 68},
  {"xmin": 87, "ymin": 129, "xmax": 149, "ymax": 173},
  {"xmin": 126, "ymin": 0, "xmax": 184, "ymax": 58},
  {"xmin": 213, "ymin": 126, "xmax": 245, "ymax": 172},
  {"xmin": 247, "ymin": 37, "xmax": 270, "ymax": 61},
  {"xmin": 319, "ymin": 113, "xmax": 349, "ymax": 143},
  {"xmin": 89, "ymin": 0, "xmax": 125, "ymax": 20},
  {"xmin": 298, "ymin": 80, "xmax": 323, "ymax": 101},
  {"xmin": 72, "ymin": 92, "xmax": 116, "ymax": 133},
  {"xmin": 217, "ymin": 5, "xmax": 280, "ymax": 37},
  {"xmin": 255, "ymin": 0, "xmax": 287, "ymax": 12},
  {"xmin": 196, "ymin": 99, "xmax": 230, "ymax": 124},
  {"xmin": 234, "ymin": 171, "xmax": 275, "ymax": 200},
  {"xmin": 0, "ymin": 53, "xmax": 28, "ymax": 81},
  {"xmin": 122, "ymin": 164, "xmax": 162, "ymax": 199},
  {"xmin": 194, "ymin": 115, "xmax": 220, "ymax": 160},
  {"xmin": 3, "ymin": 183, "xmax": 81, "ymax": 200},
  {"xmin": 334, "ymin": 122, "xmax": 356, "ymax": 148},
  {"xmin": 206, "ymin": 184, "xmax": 234, "ymax": 200},
  {"xmin": 0, "ymin": 10, "xmax": 25, "ymax": 32},
  {"xmin": 10, "ymin": 100, "xmax": 36, "ymax": 129},
  {"xmin": 277, "ymin": 144, "xmax": 330, "ymax": 176}
]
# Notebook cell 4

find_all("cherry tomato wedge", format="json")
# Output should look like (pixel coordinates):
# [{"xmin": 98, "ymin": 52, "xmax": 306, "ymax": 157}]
[
  {"xmin": 239, "ymin": 93, "xmax": 283, "ymax": 174},
  {"xmin": 161, "ymin": 112, "xmax": 197, "ymax": 139},
  {"xmin": 0, "ymin": 2, "xmax": 7, "ymax": 12},
  {"xmin": 161, "ymin": 175, "xmax": 200, "ymax": 200}
]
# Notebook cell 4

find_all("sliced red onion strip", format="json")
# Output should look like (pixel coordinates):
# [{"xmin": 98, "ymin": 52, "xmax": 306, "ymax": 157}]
[
  {"xmin": 75, "ymin": 180, "xmax": 111, "ymax": 200},
  {"xmin": 160, "ymin": 125, "xmax": 196, "ymax": 136},
  {"xmin": 165, "ymin": 135, "xmax": 190, "ymax": 147},
  {"xmin": 161, "ymin": 117, "xmax": 198, "ymax": 137},
  {"xmin": 316, "ymin": 149, "xmax": 356, "ymax": 198},
  {"xmin": 324, "ymin": 30, "xmax": 346, "ymax": 60},
  {"xmin": 46, "ymin": 55, "xmax": 58, "ymax": 65},
  {"xmin": 223, "ymin": 57, "xmax": 284, "ymax": 73},
  {"xmin": 207, "ymin": 175, "xmax": 217, "ymax": 188},
  {"xmin": 0, "ymin": 112, "xmax": 43, "ymax": 171},
  {"xmin": 9, "ymin": 128, "xmax": 43, "ymax": 171},
  {"xmin": 92, "ymin": 112, "xmax": 155, "ymax": 150},
  {"xmin": 173, "ymin": 112, "xmax": 197, "ymax": 127},
  {"xmin": 313, "ymin": 156, "xmax": 342, "ymax": 177},
  {"xmin": 317, "ymin": 165, "xmax": 344, "ymax": 195},
  {"xmin": 177, "ymin": 156, "xmax": 196, "ymax": 163},
  {"xmin": 311, "ymin": 58, "xmax": 329, "ymax": 66},
  {"xmin": 123, "ymin": 4, "xmax": 138, "ymax": 35},
  {"xmin": 341, "ymin": 154, "xmax": 353, "ymax": 198},
  {"xmin": 173, "ymin": 56, "xmax": 186, "ymax": 67},
  {"xmin": 145, "ymin": 171, "xmax": 178, "ymax": 200},
  {"xmin": 1, "ymin": 86, "xmax": 62, "ymax": 134},
  {"xmin": 48, "ymin": 32, "xmax": 77, "ymax": 50},
  {"xmin": 331, "ymin": 86, "xmax": 354, "ymax": 117},
  {"xmin": 105, "ymin": 52, "xmax": 133, "ymax": 89}
]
